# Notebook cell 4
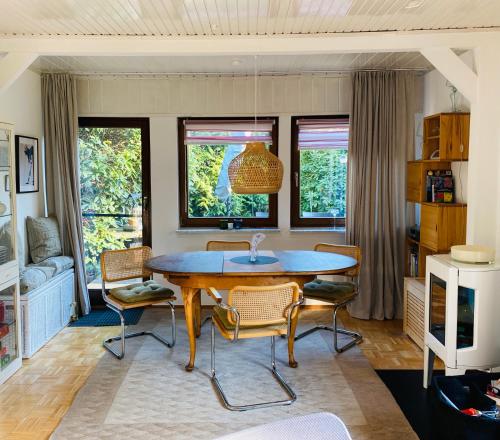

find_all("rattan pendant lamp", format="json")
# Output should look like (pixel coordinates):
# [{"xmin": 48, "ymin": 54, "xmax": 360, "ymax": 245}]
[{"xmin": 228, "ymin": 57, "xmax": 283, "ymax": 194}]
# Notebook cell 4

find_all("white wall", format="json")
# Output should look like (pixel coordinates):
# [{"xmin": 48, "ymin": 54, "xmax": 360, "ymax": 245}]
[
  {"xmin": 0, "ymin": 69, "xmax": 45, "ymax": 266},
  {"xmin": 423, "ymin": 51, "xmax": 474, "ymax": 203},
  {"xmin": 77, "ymin": 73, "xmax": 351, "ymax": 302}
]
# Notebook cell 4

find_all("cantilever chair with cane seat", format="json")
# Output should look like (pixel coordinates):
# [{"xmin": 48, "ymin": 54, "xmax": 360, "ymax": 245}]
[
  {"xmin": 100, "ymin": 246, "xmax": 176, "ymax": 359},
  {"xmin": 295, "ymin": 243, "xmax": 362, "ymax": 353},
  {"xmin": 207, "ymin": 282, "xmax": 303, "ymax": 411}
]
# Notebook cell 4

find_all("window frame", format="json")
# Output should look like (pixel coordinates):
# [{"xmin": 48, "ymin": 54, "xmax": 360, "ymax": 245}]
[
  {"xmin": 78, "ymin": 117, "xmax": 152, "ymax": 246},
  {"xmin": 290, "ymin": 115, "xmax": 348, "ymax": 228},
  {"xmin": 178, "ymin": 116, "xmax": 279, "ymax": 228}
]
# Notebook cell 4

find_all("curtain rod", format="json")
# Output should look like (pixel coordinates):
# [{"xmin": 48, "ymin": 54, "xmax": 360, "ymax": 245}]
[{"xmin": 43, "ymin": 67, "xmax": 428, "ymax": 79}]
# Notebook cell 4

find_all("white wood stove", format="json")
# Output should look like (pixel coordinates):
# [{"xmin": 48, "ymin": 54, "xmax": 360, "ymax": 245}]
[{"xmin": 424, "ymin": 254, "xmax": 500, "ymax": 388}]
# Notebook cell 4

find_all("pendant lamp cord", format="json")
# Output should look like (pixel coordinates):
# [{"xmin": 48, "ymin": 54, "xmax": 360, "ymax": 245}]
[{"xmin": 254, "ymin": 54, "xmax": 257, "ymax": 131}]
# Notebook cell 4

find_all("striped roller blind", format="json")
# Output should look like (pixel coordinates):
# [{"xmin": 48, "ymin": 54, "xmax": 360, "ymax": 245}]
[
  {"xmin": 297, "ymin": 117, "xmax": 349, "ymax": 150},
  {"xmin": 184, "ymin": 119, "xmax": 274, "ymax": 145}
]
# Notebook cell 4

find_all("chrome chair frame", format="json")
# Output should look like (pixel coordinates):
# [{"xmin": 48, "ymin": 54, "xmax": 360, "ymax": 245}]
[
  {"xmin": 295, "ymin": 243, "xmax": 362, "ymax": 353},
  {"xmin": 210, "ymin": 294, "xmax": 303, "ymax": 411},
  {"xmin": 101, "ymin": 277, "xmax": 176, "ymax": 360}
]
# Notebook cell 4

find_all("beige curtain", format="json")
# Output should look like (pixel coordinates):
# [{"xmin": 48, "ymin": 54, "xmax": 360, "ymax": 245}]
[
  {"xmin": 42, "ymin": 73, "xmax": 90, "ymax": 315},
  {"xmin": 347, "ymin": 71, "xmax": 415, "ymax": 320}
]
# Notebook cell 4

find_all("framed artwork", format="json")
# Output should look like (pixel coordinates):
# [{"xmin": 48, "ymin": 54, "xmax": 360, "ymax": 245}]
[{"xmin": 15, "ymin": 135, "xmax": 39, "ymax": 193}]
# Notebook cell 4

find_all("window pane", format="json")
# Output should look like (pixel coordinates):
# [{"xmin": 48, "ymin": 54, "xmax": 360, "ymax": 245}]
[
  {"xmin": 187, "ymin": 144, "xmax": 269, "ymax": 218},
  {"xmin": 79, "ymin": 126, "xmax": 144, "ymax": 286},
  {"xmin": 299, "ymin": 148, "xmax": 347, "ymax": 218}
]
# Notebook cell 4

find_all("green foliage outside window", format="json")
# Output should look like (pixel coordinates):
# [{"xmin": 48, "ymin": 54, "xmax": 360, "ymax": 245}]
[
  {"xmin": 299, "ymin": 149, "xmax": 347, "ymax": 217},
  {"xmin": 187, "ymin": 144, "xmax": 268, "ymax": 218},
  {"xmin": 79, "ymin": 127, "xmax": 142, "ymax": 281}
]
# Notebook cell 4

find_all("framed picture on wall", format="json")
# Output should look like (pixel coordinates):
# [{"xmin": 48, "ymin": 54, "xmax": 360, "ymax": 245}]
[{"xmin": 15, "ymin": 135, "xmax": 39, "ymax": 193}]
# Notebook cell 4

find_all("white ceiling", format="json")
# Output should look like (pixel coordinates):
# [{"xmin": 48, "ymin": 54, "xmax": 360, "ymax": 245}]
[
  {"xmin": 0, "ymin": 0, "xmax": 499, "ymax": 37},
  {"xmin": 30, "ymin": 52, "xmax": 434, "ymax": 75}
]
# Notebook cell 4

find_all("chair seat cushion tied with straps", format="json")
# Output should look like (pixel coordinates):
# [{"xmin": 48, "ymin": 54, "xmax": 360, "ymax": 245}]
[
  {"xmin": 213, "ymin": 305, "xmax": 288, "ymax": 334},
  {"xmin": 303, "ymin": 280, "xmax": 356, "ymax": 304},
  {"xmin": 109, "ymin": 280, "xmax": 175, "ymax": 304}
]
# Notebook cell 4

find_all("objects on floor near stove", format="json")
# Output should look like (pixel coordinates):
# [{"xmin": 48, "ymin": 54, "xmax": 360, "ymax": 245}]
[
  {"xmin": 431, "ymin": 373, "xmax": 500, "ymax": 439},
  {"xmin": 486, "ymin": 379, "xmax": 500, "ymax": 408}
]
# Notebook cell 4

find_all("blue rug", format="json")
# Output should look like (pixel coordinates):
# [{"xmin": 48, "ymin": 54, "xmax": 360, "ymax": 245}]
[{"xmin": 69, "ymin": 308, "xmax": 144, "ymax": 327}]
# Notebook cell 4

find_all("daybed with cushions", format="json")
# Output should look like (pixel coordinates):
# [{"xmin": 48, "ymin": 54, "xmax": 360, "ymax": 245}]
[{"xmin": 18, "ymin": 217, "xmax": 75, "ymax": 358}]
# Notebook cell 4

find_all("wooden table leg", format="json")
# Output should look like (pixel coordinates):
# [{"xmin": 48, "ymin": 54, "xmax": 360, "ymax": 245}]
[
  {"xmin": 181, "ymin": 287, "xmax": 197, "ymax": 371},
  {"xmin": 288, "ymin": 309, "xmax": 299, "ymax": 368},
  {"xmin": 193, "ymin": 289, "xmax": 201, "ymax": 338}
]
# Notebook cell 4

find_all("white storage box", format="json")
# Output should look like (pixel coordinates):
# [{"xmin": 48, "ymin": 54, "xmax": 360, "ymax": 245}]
[{"xmin": 19, "ymin": 269, "xmax": 75, "ymax": 358}]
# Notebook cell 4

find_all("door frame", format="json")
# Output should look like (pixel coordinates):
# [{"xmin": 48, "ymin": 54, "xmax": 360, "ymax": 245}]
[{"xmin": 78, "ymin": 117, "xmax": 152, "ymax": 290}]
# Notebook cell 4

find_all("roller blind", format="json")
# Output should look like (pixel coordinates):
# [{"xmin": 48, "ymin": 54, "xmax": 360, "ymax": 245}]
[
  {"xmin": 297, "ymin": 118, "xmax": 349, "ymax": 150},
  {"xmin": 184, "ymin": 119, "xmax": 274, "ymax": 145}
]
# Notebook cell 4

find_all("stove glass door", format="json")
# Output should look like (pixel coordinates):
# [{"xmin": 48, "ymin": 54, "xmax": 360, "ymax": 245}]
[{"xmin": 430, "ymin": 274, "xmax": 447, "ymax": 345}]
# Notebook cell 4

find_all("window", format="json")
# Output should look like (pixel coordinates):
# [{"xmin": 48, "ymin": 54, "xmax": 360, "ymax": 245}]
[
  {"xmin": 178, "ymin": 117, "xmax": 279, "ymax": 228},
  {"xmin": 78, "ymin": 117, "xmax": 151, "ymax": 290},
  {"xmin": 290, "ymin": 116, "xmax": 349, "ymax": 228}
]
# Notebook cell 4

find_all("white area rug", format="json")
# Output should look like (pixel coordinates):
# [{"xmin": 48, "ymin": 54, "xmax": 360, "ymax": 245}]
[{"xmin": 51, "ymin": 309, "xmax": 416, "ymax": 440}]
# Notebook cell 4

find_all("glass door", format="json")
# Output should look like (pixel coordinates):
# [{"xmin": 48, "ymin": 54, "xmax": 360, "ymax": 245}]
[
  {"xmin": 0, "ymin": 283, "xmax": 19, "ymax": 373},
  {"xmin": 78, "ymin": 118, "xmax": 151, "ymax": 290},
  {"xmin": 0, "ymin": 127, "xmax": 16, "ymax": 268}
]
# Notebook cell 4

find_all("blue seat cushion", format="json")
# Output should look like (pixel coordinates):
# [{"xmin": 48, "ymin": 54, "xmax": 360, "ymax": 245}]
[
  {"xmin": 109, "ymin": 280, "xmax": 175, "ymax": 304},
  {"xmin": 303, "ymin": 279, "xmax": 356, "ymax": 304}
]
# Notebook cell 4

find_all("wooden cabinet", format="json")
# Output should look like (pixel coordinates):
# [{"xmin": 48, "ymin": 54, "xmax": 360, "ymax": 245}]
[
  {"xmin": 420, "ymin": 203, "xmax": 467, "ymax": 252},
  {"xmin": 407, "ymin": 160, "xmax": 451, "ymax": 203},
  {"xmin": 423, "ymin": 113, "xmax": 469, "ymax": 161}
]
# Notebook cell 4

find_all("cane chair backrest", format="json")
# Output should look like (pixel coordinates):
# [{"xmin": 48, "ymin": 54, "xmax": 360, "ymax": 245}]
[
  {"xmin": 206, "ymin": 240, "xmax": 251, "ymax": 251},
  {"xmin": 101, "ymin": 246, "xmax": 153, "ymax": 283},
  {"xmin": 227, "ymin": 282, "xmax": 301, "ymax": 326},
  {"xmin": 314, "ymin": 243, "xmax": 362, "ymax": 277}
]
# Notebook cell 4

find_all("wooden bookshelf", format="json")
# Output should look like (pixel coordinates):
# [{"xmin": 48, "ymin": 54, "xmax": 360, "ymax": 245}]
[{"xmin": 406, "ymin": 112, "xmax": 469, "ymax": 278}]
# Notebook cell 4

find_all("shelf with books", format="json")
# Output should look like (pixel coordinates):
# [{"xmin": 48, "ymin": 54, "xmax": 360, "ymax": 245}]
[
  {"xmin": 406, "ymin": 113, "xmax": 470, "ymax": 280},
  {"xmin": 405, "ymin": 240, "xmax": 435, "ymax": 278}
]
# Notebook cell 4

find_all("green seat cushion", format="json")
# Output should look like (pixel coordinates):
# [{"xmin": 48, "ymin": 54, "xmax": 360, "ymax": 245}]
[
  {"xmin": 213, "ymin": 305, "xmax": 286, "ymax": 331},
  {"xmin": 303, "ymin": 279, "xmax": 356, "ymax": 304},
  {"xmin": 109, "ymin": 280, "xmax": 175, "ymax": 304}
]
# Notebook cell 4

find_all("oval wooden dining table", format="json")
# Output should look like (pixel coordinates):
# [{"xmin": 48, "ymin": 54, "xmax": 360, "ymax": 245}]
[{"xmin": 145, "ymin": 249, "xmax": 357, "ymax": 371}]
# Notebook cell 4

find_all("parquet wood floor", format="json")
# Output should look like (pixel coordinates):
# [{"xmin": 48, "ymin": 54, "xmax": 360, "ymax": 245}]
[
  {"xmin": 0, "ymin": 326, "xmax": 118, "ymax": 440},
  {"xmin": 0, "ymin": 308, "xmax": 439, "ymax": 440}
]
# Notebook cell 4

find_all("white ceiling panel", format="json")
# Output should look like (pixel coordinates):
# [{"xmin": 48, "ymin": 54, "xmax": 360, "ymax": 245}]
[
  {"xmin": 31, "ymin": 52, "xmax": 435, "ymax": 75},
  {"xmin": 0, "ymin": 0, "xmax": 499, "ymax": 36}
]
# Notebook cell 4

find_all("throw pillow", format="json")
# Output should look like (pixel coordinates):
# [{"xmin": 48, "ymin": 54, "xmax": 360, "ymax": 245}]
[
  {"xmin": 37, "ymin": 255, "xmax": 74, "ymax": 275},
  {"xmin": 26, "ymin": 216, "xmax": 62, "ymax": 264}
]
